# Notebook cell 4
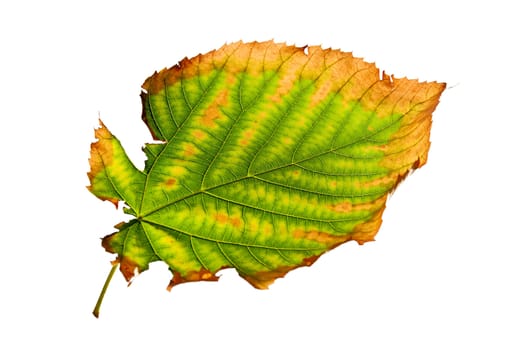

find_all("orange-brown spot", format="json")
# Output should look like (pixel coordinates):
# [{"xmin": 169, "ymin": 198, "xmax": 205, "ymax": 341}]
[
  {"xmin": 200, "ymin": 89, "xmax": 229, "ymax": 128},
  {"xmin": 215, "ymin": 213, "xmax": 229, "ymax": 224},
  {"xmin": 362, "ymin": 175, "xmax": 396, "ymax": 188},
  {"xmin": 293, "ymin": 229, "xmax": 347, "ymax": 246},
  {"xmin": 183, "ymin": 143, "xmax": 196, "ymax": 157},
  {"xmin": 192, "ymin": 130, "xmax": 205, "ymax": 140},
  {"xmin": 240, "ymin": 129, "xmax": 255, "ymax": 146},
  {"xmin": 349, "ymin": 196, "xmax": 386, "ymax": 212},
  {"xmin": 226, "ymin": 74, "xmax": 236, "ymax": 85},
  {"xmin": 214, "ymin": 213, "xmax": 243, "ymax": 228},
  {"xmin": 165, "ymin": 178, "xmax": 176, "ymax": 187},
  {"xmin": 201, "ymin": 108, "xmax": 221, "ymax": 127},
  {"xmin": 295, "ymin": 199, "xmax": 387, "ymax": 248},
  {"xmin": 230, "ymin": 217, "xmax": 242, "ymax": 228},
  {"xmin": 214, "ymin": 214, "xmax": 229, "ymax": 224},
  {"xmin": 329, "ymin": 181, "xmax": 337, "ymax": 188},
  {"xmin": 328, "ymin": 201, "xmax": 353, "ymax": 213}
]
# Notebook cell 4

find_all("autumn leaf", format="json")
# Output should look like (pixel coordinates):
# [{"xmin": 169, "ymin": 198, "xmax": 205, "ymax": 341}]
[{"xmin": 88, "ymin": 40, "xmax": 445, "ymax": 317}]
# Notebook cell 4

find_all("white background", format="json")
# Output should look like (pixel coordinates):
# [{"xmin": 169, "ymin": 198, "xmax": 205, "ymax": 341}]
[{"xmin": 1, "ymin": 0, "xmax": 525, "ymax": 348}]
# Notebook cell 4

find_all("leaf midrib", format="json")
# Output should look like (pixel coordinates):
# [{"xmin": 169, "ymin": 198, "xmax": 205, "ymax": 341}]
[
  {"xmin": 137, "ymin": 110, "xmax": 404, "ymax": 220},
  {"xmin": 138, "ymin": 219, "xmax": 323, "ymax": 252}
]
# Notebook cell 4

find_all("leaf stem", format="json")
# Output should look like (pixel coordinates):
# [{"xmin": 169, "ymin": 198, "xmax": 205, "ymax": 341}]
[{"xmin": 92, "ymin": 262, "xmax": 118, "ymax": 318}]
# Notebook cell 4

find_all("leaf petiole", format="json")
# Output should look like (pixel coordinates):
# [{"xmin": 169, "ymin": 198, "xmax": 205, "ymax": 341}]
[{"xmin": 92, "ymin": 262, "xmax": 118, "ymax": 318}]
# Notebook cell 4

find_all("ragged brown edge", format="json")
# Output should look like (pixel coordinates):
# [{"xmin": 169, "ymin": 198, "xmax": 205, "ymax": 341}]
[
  {"xmin": 240, "ymin": 255, "xmax": 321, "ymax": 289},
  {"xmin": 139, "ymin": 41, "xmax": 303, "ymax": 140},
  {"xmin": 357, "ymin": 80, "xmax": 446, "ymax": 241},
  {"xmin": 139, "ymin": 40, "xmax": 373, "ymax": 99},
  {"xmin": 235, "ymin": 190, "xmax": 401, "ymax": 288},
  {"xmin": 87, "ymin": 119, "xmax": 119, "ymax": 208},
  {"xmin": 164, "ymin": 219, "xmax": 379, "ymax": 290},
  {"xmin": 167, "ymin": 268, "xmax": 220, "ymax": 291},
  {"xmin": 166, "ymin": 255, "xmax": 322, "ymax": 291},
  {"xmin": 139, "ymin": 40, "xmax": 445, "ymax": 150},
  {"xmin": 101, "ymin": 231, "xmax": 142, "ymax": 284},
  {"xmin": 379, "ymin": 80, "xmax": 446, "ymax": 195}
]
